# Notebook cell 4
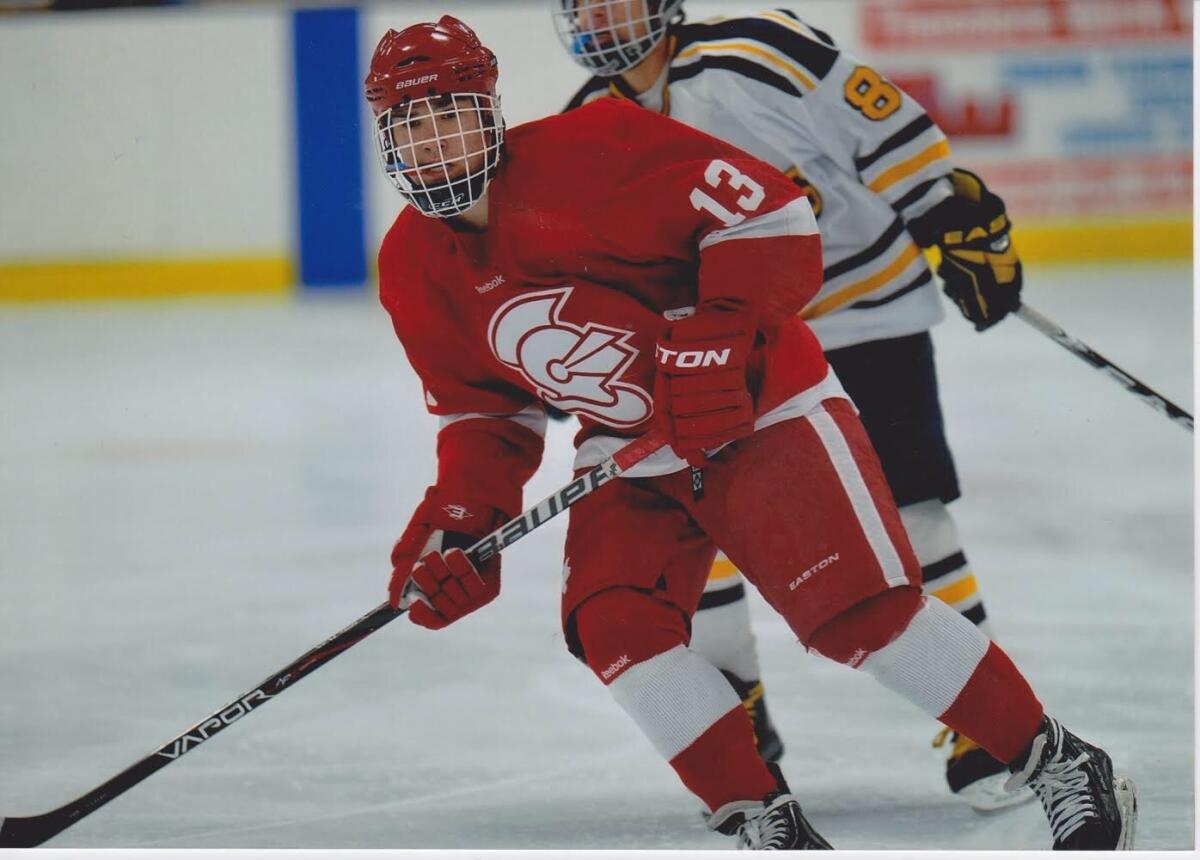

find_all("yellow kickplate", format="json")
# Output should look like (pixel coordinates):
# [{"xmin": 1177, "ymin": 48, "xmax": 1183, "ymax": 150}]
[
  {"xmin": 1013, "ymin": 218, "xmax": 1191, "ymax": 263},
  {"xmin": 0, "ymin": 257, "xmax": 292, "ymax": 302}
]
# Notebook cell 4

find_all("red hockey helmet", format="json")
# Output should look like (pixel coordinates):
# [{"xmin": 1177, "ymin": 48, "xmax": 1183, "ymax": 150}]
[
  {"xmin": 365, "ymin": 17, "xmax": 505, "ymax": 218},
  {"xmin": 365, "ymin": 16, "xmax": 499, "ymax": 115}
]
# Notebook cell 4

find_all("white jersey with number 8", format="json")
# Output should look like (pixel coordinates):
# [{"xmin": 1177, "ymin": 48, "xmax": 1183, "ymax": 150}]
[{"xmin": 564, "ymin": 8, "xmax": 956, "ymax": 350}]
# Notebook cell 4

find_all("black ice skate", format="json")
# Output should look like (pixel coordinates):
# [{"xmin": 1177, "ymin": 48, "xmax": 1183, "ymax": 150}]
[
  {"xmin": 1006, "ymin": 715, "xmax": 1137, "ymax": 850},
  {"xmin": 708, "ymin": 775, "xmax": 833, "ymax": 851},
  {"xmin": 933, "ymin": 727, "xmax": 1034, "ymax": 811},
  {"xmin": 722, "ymin": 671, "xmax": 784, "ymax": 763}
]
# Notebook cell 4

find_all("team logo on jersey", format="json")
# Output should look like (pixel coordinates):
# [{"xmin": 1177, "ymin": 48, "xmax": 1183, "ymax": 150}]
[
  {"xmin": 487, "ymin": 287, "xmax": 652, "ymax": 428},
  {"xmin": 784, "ymin": 166, "xmax": 823, "ymax": 219}
]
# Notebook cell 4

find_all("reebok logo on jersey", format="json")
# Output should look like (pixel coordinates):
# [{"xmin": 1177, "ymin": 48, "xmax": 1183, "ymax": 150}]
[
  {"xmin": 394, "ymin": 73, "xmax": 439, "ymax": 91},
  {"xmin": 655, "ymin": 345, "xmax": 732, "ymax": 369},
  {"xmin": 442, "ymin": 504, "xmax": 472, "ymax": 521},
  {"xmin": 788, "ymin": 552, "xmax": 840, "ymax": 591},
  {"xmin": 600, "ymin": 654, "xmax": 631, "ymax": 681},
  {"xmin": 476, "ymin": 274, "xmax": 505, "ymax": 294}
]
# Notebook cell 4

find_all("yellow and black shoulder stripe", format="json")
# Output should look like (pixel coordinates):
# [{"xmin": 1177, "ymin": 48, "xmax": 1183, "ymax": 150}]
[
  {"xmin": 562, "ymin": 73, "xmax": 641, "ymax": 113},
  {"xmin": 670, "ymin": 9, "xmax": 840, "ymax": 98},
  {"xmin": 563, "ymin": 76, "xmax": 612, "ymax": 113}
]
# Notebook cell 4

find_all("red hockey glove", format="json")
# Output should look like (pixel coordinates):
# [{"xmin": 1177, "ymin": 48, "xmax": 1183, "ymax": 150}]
[
  {"xmin": 387, "ymin": 487, "xmax": 507, "ymax": 630},
  {"xmin": 653, "ymin": 306, "xmax": 757, "ymax": 466},
  {"xmin": 405, "ymin": 543, "xmax": 500, "ymax": 631}
]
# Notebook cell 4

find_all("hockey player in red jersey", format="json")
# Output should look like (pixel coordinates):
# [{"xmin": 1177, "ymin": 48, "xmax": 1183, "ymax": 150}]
[
  {"xmin": 553, "ymin": 0, "xmax": 1029, "ymax": 810},
  {"xmin": 367, "ymin": 16, "xmax": 1136, "ymax": 850}
]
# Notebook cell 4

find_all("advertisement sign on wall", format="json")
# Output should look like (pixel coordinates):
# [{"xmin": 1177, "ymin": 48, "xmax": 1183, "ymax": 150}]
[{"xmin": 859, "ymin": 0, "xmax": 1192, "ymax": 225}]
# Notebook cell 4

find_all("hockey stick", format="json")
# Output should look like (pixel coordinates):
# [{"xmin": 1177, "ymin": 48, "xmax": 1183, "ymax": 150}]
[
  {"xmin": 1016, "ymin": 304, "xmax": 1193, "ymax": 433},
  {"xmin": 0, "ymin": 430, "xmax": 668, "ymax": 848}
]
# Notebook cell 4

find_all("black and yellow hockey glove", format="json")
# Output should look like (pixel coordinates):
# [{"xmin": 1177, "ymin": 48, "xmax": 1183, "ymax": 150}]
[{"xmin": 910, "ymin": 168, "xmax": 1023, "ymax": 332}]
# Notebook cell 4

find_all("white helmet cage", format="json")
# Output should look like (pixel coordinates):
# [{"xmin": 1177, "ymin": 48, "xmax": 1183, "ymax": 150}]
[
  {"xmin": 552, "ymin": 0, "xmax": 685, "ymax": 76},
  {"xmin": 373, "ymin": 92, "xmax": 505, "ymax": 218}
]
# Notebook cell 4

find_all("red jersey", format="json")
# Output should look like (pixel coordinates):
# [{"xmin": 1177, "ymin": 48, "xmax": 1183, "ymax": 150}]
[{"xmin": 379, "ymin": 99, "xmax": 838, "ymax": 515}]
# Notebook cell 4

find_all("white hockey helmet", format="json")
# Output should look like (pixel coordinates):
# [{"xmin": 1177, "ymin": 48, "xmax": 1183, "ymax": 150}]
[{"xmin": 552, "ymin": 0, "xmax": 685, "ymax": 76}]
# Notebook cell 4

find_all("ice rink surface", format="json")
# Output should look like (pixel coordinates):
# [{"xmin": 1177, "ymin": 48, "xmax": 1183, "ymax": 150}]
[{"xmin": 0, "ymin": 264, "xmax": 1192, "ymax": 852}]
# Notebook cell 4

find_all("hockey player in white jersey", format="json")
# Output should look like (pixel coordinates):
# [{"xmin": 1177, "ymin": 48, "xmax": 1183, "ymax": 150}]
[{"xmin": 554, "ymin": 0, "xmax": 1026, "ymax": 810}]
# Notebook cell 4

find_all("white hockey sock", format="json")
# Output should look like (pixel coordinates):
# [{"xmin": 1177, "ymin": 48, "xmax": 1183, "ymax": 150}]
[
  {"xmin": 607, "ymin": 644, "xmax": 742, "ymax": 760},
  {"xmin": 857, "ymin": 595, "xmax": 989, "ymax": 719},
  {"xmin": 690, "ymin": 558, "xmax": 763, "ymax": 682}
]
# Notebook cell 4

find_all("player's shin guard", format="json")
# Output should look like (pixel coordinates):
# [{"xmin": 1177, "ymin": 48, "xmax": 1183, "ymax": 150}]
[
  {"xmin": 574, "ymin": 589, "xmax": 777, "ymax": 812},
  {"xmin": 900, "ymin": 500, "xmax": 991, "ymax": 634},
  {"xmin": 810, "ymin": 590, "xmax": 1043, "ymax": 766}
]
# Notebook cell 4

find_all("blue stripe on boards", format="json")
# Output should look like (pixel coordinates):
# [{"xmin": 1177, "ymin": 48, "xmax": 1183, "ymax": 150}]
[{"xmin": 292, "ymin": 7, "xmax": 367, "ymax": 289}]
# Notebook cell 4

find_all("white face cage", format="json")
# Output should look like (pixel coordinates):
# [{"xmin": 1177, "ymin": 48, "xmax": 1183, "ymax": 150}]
[
  {"xmin": 552, "ymin": 0, "xmax": 683, "ymax": 76},
  {"xmin": 373, "ymin": 92, "xmax": 505, "ymax": 218}
]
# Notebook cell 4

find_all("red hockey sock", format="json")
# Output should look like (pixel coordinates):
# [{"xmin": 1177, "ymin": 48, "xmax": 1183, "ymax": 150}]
[
  {"xmin": 940, "ymin": 641, "xmax": 1044, "ymax": 763},
  {"xmin": 669, "ymin": 705, "xmax": 778, "ymax": 812}
]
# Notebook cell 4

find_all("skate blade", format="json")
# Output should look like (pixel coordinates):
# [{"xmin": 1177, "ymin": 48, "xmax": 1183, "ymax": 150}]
[
  {"xmin": 956, "ymin": 772, "xmax": 1037, "ymax": 813},
  {"xmin": 1115, "ymin": 775, "xmax": 1137, "ymax": 850}
]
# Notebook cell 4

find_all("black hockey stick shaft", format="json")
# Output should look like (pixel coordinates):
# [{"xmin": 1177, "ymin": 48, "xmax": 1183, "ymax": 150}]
[
  {"xmin": 1016, "ymin": 304, "xmax": 1193, "ymax": 433},
  {"xmin": 0, "ymin": 431, "xmax": 668, "ymax": 848}
]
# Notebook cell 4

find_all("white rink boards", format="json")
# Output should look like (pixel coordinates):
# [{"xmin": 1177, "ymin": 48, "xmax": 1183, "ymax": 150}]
[{"xmin": 0, "ymin": 263, "xmax": 1191, "ymax": 851}]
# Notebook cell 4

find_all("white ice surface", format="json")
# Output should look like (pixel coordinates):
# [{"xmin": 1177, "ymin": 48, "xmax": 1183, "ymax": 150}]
[{"xmin": 0, "ymin": 264, "xmax": 1192, "ymax": 853}]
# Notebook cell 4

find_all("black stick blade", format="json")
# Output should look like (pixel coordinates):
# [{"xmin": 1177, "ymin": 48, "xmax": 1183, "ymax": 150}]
[{"xmin": 0, "ymin": 814, "xmax": 64, "ymax": 848}]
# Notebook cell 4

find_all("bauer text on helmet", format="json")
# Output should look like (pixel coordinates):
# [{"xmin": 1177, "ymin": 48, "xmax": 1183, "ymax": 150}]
[
  {"xmin": 365, "ymin": 16, "xmax": 505, "ymax": 218},
  {"xmin": 553, "ymin": 0, "xmax": 684, "ymax": 75}
]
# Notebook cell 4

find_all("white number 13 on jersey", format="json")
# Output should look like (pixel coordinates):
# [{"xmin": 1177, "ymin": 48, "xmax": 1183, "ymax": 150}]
[{"xmin": 689, "ymin": 159, "xmax": 765, "ymax": 227}]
